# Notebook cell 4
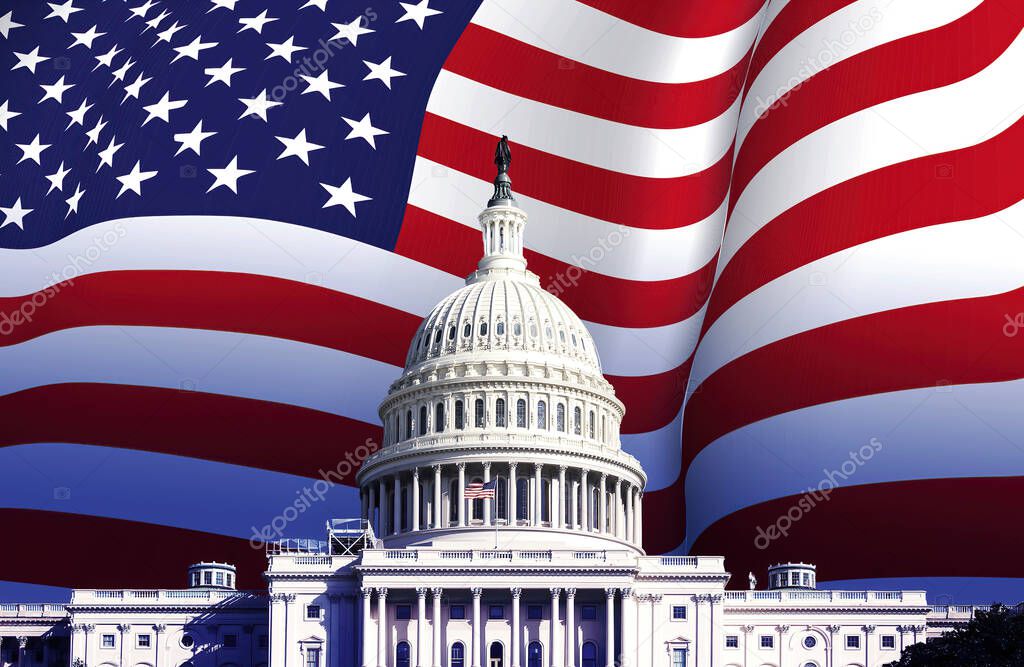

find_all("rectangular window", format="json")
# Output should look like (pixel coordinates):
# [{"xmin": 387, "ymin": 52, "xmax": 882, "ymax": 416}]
[
  {"xmin": 307, "ymin": 605, "xmax": 322, "ymax": 619},
  {"xmin": 137, "ymin": 635, "xmax": 151, "ymax": 649},
  {"xmin": 527, "ymin": 605, "xmax": 542, "ymax": 620},
  {"xmin": 396, "ymin": 605, "xmax": 412, "ymax": 620},
  {"xmin": 881, "ymin": 635, "xmax": 896, "ymax": 649},
  {"xmin": 306, "ymin": 647, "xmax": 321, "ymax": 667},
  {"xmin": 846, "ymin": 635, "xmax": 861, "ymax": 649},
  {"xmin": 204, "ymin": 572, "xmax": 212, "ymax": 585},
  {"xmin": 724, "ymin": 636, "xmax": 738, "ymax": 649},
  {"xmin": 450, "ymin": 605, "xmax": 466, "ymax": 620},
  {"xmin": 216, "ymin": 572, "xmax": 224, "ymax": 585},
  {"xmin": 581, "ymin": 605, "xmax": 597, "ymax": 621},
  {"xmin": 489, "ymin": 605, "xmax": 505, "ymax": 620},
  {"xmin": 224, "ymin": 635, "xmax": 237, "ymax": 648},
  {"xmin": 671, "ymin": 648, "xmax": 687, "ymax": 667},
  {"xmin": 759, "ymin": 636, "xmax": 773, "ymax": 649},
  {"xmin": 102, "ymin": 635, "xmax": 115, "ymax": 649},
  {"xmin": 670, "ymin": 605, "xmax": 687, "ymax": 620}
]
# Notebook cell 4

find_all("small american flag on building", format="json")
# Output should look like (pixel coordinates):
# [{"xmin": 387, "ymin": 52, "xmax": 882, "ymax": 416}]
[{"xmin": 464, "ymin": 479, "xmax": 497, "ymax": 500}]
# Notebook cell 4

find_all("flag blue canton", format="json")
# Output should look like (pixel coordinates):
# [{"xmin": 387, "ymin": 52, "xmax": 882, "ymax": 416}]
[{"xmin": 0, "ymin": 0, "xmax": 482, "ymax": 251}]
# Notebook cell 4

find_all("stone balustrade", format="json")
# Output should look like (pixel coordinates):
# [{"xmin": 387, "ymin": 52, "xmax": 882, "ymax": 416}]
[{"xmin": 722, "ymin": 589, "xmax": 928, "ymax": 605}]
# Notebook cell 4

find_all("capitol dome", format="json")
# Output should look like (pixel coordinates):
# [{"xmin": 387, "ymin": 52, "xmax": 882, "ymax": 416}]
[{"xmin": 356, "ymin": 137, "xmax": 646, "ymax": 552}]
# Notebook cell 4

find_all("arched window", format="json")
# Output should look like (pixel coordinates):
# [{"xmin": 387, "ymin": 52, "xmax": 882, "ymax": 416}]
[
  {"xmin": 479, "ymin": 321, "xmax": 488, "ymax": 336},
  {"xmin": 435, "ymin": 403, "xmax": 445, "ymax": 433},
  {"xmin": 496, "ymin": 477, "xmax": 508, "ymax": 521},
  {"xmin": 474, "ymin": 399, "xmax": 485, "ymax": 428},
  {"xmin": 495, "ymin": 398, "xmax": 506, "ymax": 427},
  {"xmin": 471, "ymin": 477, "xmax": 484, "ymax": 521},
  {"xmin": 405, "ymin": 410, "xmax": 412, "ymax": 439},
  {"xmin": 529, "ymin": 323, "xmax": 538, "ymax": 338},
  {"xmin": 496, "ymin": 321, "xmax": 505, "ymax": 336},
  {"xmin": 573, "ymin": 407, "xmax": 581, "ymax": 435},
  {"xmin": 448, "ymin": 325, "xmax": 456, "ymax": 340},
  {"xmin": 514, "ymin": 322, "xmax": 522, "ymax": 337},
  {"xmin": 419, "ymin": 405, "xmax": 428, "ymax": 436},
  {"xmin": 588, "ymin": 411, "xmax": 595, "ymax": 439},
  {"xmin": 455, "ymin": 400, "xmax": 465, "ymax": 430},
  {"xmin": 537, "ymin": 401, "xmax": 547, "ymax": 429},
  {"xmin": 559, "ymin": 330, "xmax": 566, "ymax": 343},
  {"xmin": 516, "ymin": 399, "xmax": 527, "ymax": 428},
  {"xmin": 571, "ymin": 333, "xmax": 577, "ymax": 347},
  {"xmin": 449, "ymin": 480, "xmax": 459, "ymax": 524},
  {"xmin": 527, "ymin": 642, "xmax": 542, "ymax": 667},
  {"xmin": 396, "ymin": 642, "xmax": 410, "ymax": 667},
  {"xmin": 516, "ymin": 478, "xmax": 529, "ymax": 521},
  {"xmin": 556, "ymin": 404, "xmax": 566, "ymax": 432},
  {"xmin": 489, "ymin": 642, "xmax": 504, "ymax": 667},
  {"xmin": 451, "ymin": 643, "xmax": 465, "ymax": 667},
  {"xmin": 463, "ymin": 323, "xmax": 471, "ymax": 338},
  {"xmin": 581, "ymin": 642, "xmax": 597, "ymax": 667}
]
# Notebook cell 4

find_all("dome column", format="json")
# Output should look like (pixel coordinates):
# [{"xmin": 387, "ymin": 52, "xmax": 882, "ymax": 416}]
[
  {"xmin": 508, "ymin": 463, "xmax": 518, "ymax": 526},
  {"xmin": 613, "ymin": 479, "xmax": 622, "ymax": 539},
  {"xmin": 432, "ymin": 465, "xmax": 442, "ymax": 529},
  {"xmin": 598, "ymin": 474, "xmax": 607, "ymax": 534},
  {"xmin": 483, "ymin": 463, "xmax": 492, "ymax": 527},
  {"xmin": 378, "ymin": 478, "xmax": 386, "ymax": 535},
  {"xmin": 412, "ymin": 469, "xmax": 421, "ymax": 532},
  {"xmin": 457, "ymin": 463, "xmax": 467, "ymax": 527},
  {"xmin": 556, "ymin": 466, "xmax": 566, "ymax": 529},
  {"xmin": 532, "ymin": 464, "xmax": 542, "ymax": 527},
  {"xmin": 392, "ymin": 475, "xmax": 402, "ymax": 535},
  {"xmin": 570, "ymin": 474, "xmax": 579, "ymax": 530},
  {"xmin": 625, "ymin": 486, "xmax": 634, "ymax": 544},
  {"xmin": 368, "ymin": 484, "xmax": 377, "ymax": 536},
  {"xmin": 580, "ymin": 470, "xmax": 590, "ymax": 531}
]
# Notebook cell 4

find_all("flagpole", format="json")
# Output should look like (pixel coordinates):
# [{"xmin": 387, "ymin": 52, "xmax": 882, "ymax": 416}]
[{"xmin": 493, "ymin": 485, "xmax": 499, "ymax": 550}]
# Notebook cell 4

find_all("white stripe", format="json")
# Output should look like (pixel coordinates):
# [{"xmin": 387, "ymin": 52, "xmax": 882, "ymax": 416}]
[
  {"xmin": 691, "ymin": 198, "xmax": 1024, "ymax": 390},
  {"xmin": 738, "ymin": 0, "xmax": 985, "ymax": 147},
  {"xmin": 0, "ymin": 443, "xmax": 359, "ymax": 540},
  {"xmin": 0, "ymin": 216, "xmax": 690, "ymax": 376},
  {"xmin": 819, "ymin": 578, "xmax": 1024, "ymax": 604},
  {"xmin": 470, "ymin": 0, "xmax": 764, "ymax": 84},
  {"xmin": 684, "ymin": 377, "xmax": 1024, "ymax": 546},
  {"xmin": 621, "ymin": 407, "xmax": 683, "ymax": 491},
  {"xmin": 426, "ymin": 70, "xmax": 741, "ymax": 179},
  {"xmin": 722, "ymin": 25, "xmax": 1024, "ymax": 272},
  {"xmin": 409, "ymin": 157, "xmax": 725, "ymax": 282}
]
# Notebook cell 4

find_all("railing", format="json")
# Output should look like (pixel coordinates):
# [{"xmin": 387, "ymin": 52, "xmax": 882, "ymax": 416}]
[
  {"xmin": 294, "ymin": 556, "xmax": 334, "ymax": 565},
  {"xmin": 660, "ymin": 556, "xmax": 698, "ymax": 567},
  {"xmin": 71, "ymin": 590, "xmax": 267, "ymax": 604},
  {"xmin": 0, "ymin": 604, "xmax": 68, "ymax": 617},
  {"xmin": 724, "ymin": 590, "xmax": 927, "ymax": 605}
]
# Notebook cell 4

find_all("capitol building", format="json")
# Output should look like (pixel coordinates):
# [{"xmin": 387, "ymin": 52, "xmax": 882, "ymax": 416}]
[{"xmin": 1, "ymin": 141, "xmax": 982, "ymax": 667}]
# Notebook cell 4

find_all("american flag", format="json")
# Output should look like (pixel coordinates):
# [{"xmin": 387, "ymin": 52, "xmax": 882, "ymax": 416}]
[
  {"xmin": 1, "ymin": 0, "xmax": 1022, "ymax": 603},
  {"xmin": 463, "ymin": 479, "xmax": 496, "ymax": 500}
]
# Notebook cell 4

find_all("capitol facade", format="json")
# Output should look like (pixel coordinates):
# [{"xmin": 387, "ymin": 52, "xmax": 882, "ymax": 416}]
[{"xmin": 1, "ymin": 141, "xmax": 980, "ymax": 667}]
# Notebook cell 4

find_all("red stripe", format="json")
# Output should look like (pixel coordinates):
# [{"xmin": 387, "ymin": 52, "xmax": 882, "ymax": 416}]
[
  {"xmin": 417, "ymin": 114, "xmax": 733, "ymax": 231},
  {"xmin": 608, "ymin": 359, "xmax": 692, "ymax": 434},
  {"xmin": 708, "ymin": 114, "xmax": 1024, "ymax": 331},
  {"xmin": 445, "ymin": 24, "xmax": 750, "ymax": 130},
  {"xmin": 685, "ymin": 285, "xmax": 1024, "ymax": 478},
  {"xmin": 732, "ymin": 0, "xmax": 1023, "ymax": 205},
  {"xmin": 0, "ymin": 383, "xmax": 380, "ymax": 481},
  {"xmin": 397, "ymin": 205, "xmax": 717, "ymax": 329},
  {"xmin": 0, "ymin": 509, "xmax": 267, "ymax": 590},
  {"xmin": 0, "ymin": 270, "xmax": 419, "ymax": 366},
  {"xmin": 643, "ymin": 474, "xmax": 685, "ymax": 555},
  {"xmin": 690, "ymin": 477, "xmax": 1024, "ymax": 580},
  {"xmin": 575, "ymin": 0, "xmax": 765, "ymax": 38}
]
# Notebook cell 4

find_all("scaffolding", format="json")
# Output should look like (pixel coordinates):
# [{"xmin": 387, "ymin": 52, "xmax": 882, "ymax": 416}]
[{"xmin": 326, "ymin": 518, "xmax": 378, "ymax": 555}]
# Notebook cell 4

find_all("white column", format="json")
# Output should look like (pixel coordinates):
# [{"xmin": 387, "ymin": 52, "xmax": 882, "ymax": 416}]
[
  {"xmin": 635, "ymin": 492, "xmax": 643, "ymax": 548},
  {"xmin": 377, "ymin": 588, "xmax": 388, "ymax": 667},
  {"xmin": 432, "ymin": 589, "xmax": 443, "ymax": 667},
  {"xmin": 509, "ymin": 463, "xmax": 518, "ymax": 526},
  {"xmin": 510, "ymin": 588, "xmax": 522, "ymax": 667},
  {"xmin": 620, "ymin": 589, "xmax": 635, "ymax": 667},
  {"xmin": 580, "ymin": 470, "xmax": 589, "ymax": 531},
  {"xmin": 625, "ymin": 486, "xmax": 634, "ymax": 544},
  {"xmin": 393, "ymin": 475, "xmax": 402, "ymax": 535},
  {"xmin": 458, "ymin": 463, "xmax": 467, "ymax": 527},
  {"xmin": 483, "ymin": 463, "xmax": 492, "ymax": 527},
  {"xmin": 361, "ymin": 591, "xmax": 376, "ymax": 667},
  {"xmin": 271, "ymin": 596, "xmax": 286, "ymax": 667},
  {"xmin": 564, "ymin": 589, "xmax": 576, "ymax": 667},
  {"xmin": 416, "ymin": 588, "xmax": 428, "ymax": 667},
  {"xmin": 377, "ymin": 479, "xmax": 386, "ymax": 535},
  {"xmin": 549, "ymin": 588, "xmax": 562, "ymax": 667},
  {"xmin": 613, "ymin": 480, "xmax": 622, "ymax": 539},
  {"xmin": 556, "ymin": 466, "xmax": 566, "ymax": 529},
  {"xmin": 598, "ymin": 474, "xmax": 607, "ymax": 534},
  {"xmin": 433, "ymin": 465, "xmax": 443, "ymax": 529},
  {"xmin": 412, "ymin": 469, "xmax": 421, "ymax": 532},
  {"xmin": 533, "ymin": 464, "xmax": 542, "ymax": 526},
  {"xmin": 471, "ymin": 588, "xmax": 483, "ymax": 667},
  {"xmin": 604, "ymin": 589, "xmax": 616, "ymax": 667},
  {"xmin": 284, "ymin": 594, "xmax": 296, "ymax": 667}
]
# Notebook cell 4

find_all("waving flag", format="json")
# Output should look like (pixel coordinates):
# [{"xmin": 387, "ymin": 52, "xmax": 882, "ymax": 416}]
[{"xmin": 2, "ymin": 0, "xmax": 1022, "ymax": 603}]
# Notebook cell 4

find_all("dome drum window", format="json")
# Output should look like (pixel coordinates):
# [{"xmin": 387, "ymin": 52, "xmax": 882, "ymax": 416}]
[
  {"xmin": 418, "ymin": 406, "xmax": 428, "ymax": 436},
  {"xmin": 537, "ymin": 401, "xmax": 548, "ymax": 430},
  {"xmin": 463, "ymin": 322, "xmax": 471, "ymax": 338},
  {"xmin": 495, "ymin": 398, "xmax": 507, "ymax": 428},
  {"xmin": 516, "ymin": 399, "xmax": 527, "ymax": 428},
  {"xmin": 496, "ymin": 321, "xmax": 505, "ymax": 336},
  {"xmin": 556, "ymin": 404, "xmax": 566, "ymax": 432},
  {"xmin": 474, "ymin": 399, "xmax": 485, "ymax": 428},
  {"xmin": 455, "ymin": 400, "xmax": 465, "ymax": 430},
  {"xmin": 573, "ymin": 406, "xmax": 582, "ymax": 435}
]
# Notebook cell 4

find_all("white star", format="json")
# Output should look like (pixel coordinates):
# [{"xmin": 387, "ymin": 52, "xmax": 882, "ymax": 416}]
[
  {"xmin": 46, "ymin": 1, "xmax": 83, "ymax": 23},
  {"xmin": 142, "ymin": 91, "xmax": 187, "ymax": 125},
  {"xmin": 128, "ymin": 1, "xmax": 157, "ymax": 20},
  {"xmin": 116, "ymin": 161, "xmax": 158, "ymax": 198},
  {"xmin": 16, "ymin": 134, "xmax": 51, "ymax": 165},
  {"xmin": 0, "ymin": 198, "xmax": 32, "ymax": 230},
  {"xmin": 66, "ymin": 98, "xmax": 93, "ymax": 128},
  {"xmin": 70, "ymin": 25, "xmax": 106, "ymax": 50},
  {"xmin": 40, "ymin": 76, "xmax": 75, "ymax": 104},
  {"xmin": 300, "ymin": 0, "xmax": 328, "ymax": 10},
  {"xmin": 12, "ymin": 47, "xmax": 49, "ymax": 74},
  {"xmin": 65, "ymin": 184, "xmax": 85, "ymax": 218},
  {"xmin": 172, "ymin": 35, "xmax": 217, "ymax": 63},
  {"xmin": 207, "ymin": 156, "xmax": 254, "ymax": 194},
  {"xmin": 321, "ymin": 178, "xmax": 370, "ymax": 216},
  {"xmin": 84, "ymin": 116, "xmax": 106, "ymax": 147},
  {"xmin": 275, "ymin": 129, "xmax": 324, "ymax": 166},
  {"xmin": 342, "ymin": 113, "xmax": 388, "ymax": 149},
  {"xmin": 208, "ymin": 0, "xmax": 239, "ymax": 11},
  {"xmin": 0, "ymin": 100, "xmax": 20, "ymax": 131},
  {"xmin": 96, "ymin": 136, "xmax": 124, "ymax": 171},
  {"xmin": 238, "ymin": 89, "xmax": 282, "ymax": 121},
  {"xmin": 155, "ymin": 20, "xmax": 186, "ymax": 44},
  {"xmin": 300, "ymin": 69, "xmax": 343, "ymax": 100},
  {"xmin": 397, "ymin": 0, "xmax": 442, "ymax": 29},
  {"xmin": 363, "ymin": 56, "xmax": 405, "ymax": 89},
  {"xmin": 93, "ymin": 44, "xmax": 123, "ymax": 70},
  {"xmin": 110, "ymin": 58, "xmax": 134, "ymax": 85},
  {"xmin": 238, "ymin": 10, "xmax": 276, "ymax": 34},
  {"xmin": 265, "ymin": 36, "xmax": 306, "ymax": 63},
  {"xmin": 144, "ymin": 10, "xmax": 170, "ymax": 33},
  {"xmin": 46, "ymin": 161, "xmax": 71, "ymax": 194},
  {"xmin": 204, "ymin": 58, "xmax": 244, "ymax": 87},
  {"xmin": 173, "ymin": 120, "xmax": 216, "ymax": 156},
  {"xmin": 0, "ymin": 11, "xmax": 24, "ymax": 39},
  {"xmin": 122, "ymin": 71, "xmax": 152, "ymax": 102},
  {"xmin": 329, "ymin": 16, "xmax": 374, "ymax": 46}
]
